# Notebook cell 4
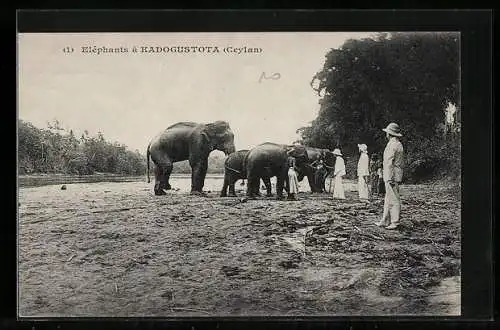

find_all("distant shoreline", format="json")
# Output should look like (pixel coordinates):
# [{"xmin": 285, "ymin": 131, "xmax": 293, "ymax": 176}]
[{"xmin": 18, "ymin": 173, "xmax": 224, "ymax": 188}]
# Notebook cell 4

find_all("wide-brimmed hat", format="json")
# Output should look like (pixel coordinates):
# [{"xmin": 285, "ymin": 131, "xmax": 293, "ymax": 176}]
[
  {"xmin": 382, "ymin": 122, "xmax": 403, "ymax": 137},
  {"xmin": 332, "ymin": 148, "xmax": 342, "ymax": 156},
  {"xmin": 357, "ymin": 144, "xmax": 368, "ymax": 152}
]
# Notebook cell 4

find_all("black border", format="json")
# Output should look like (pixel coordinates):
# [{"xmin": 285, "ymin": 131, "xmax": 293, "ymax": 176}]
[{"xmin": 7, "ymin": 9, "xmax": 494, "ymax": 329}]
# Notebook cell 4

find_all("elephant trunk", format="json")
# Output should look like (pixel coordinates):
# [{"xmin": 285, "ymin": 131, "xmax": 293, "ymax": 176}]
[
  {"xmin": 146, "ymin": 143, "xmax": 151, "ymax": 183},
  {"xmin": 224, "ymin": 144, "xmax": 236, "ymax": 155}
]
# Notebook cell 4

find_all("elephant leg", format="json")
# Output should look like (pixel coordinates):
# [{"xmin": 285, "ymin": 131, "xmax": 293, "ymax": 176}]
[
  {"xmin": 246, "ymin": 177, "xmax": 255, "ymax": 197},
  {"xmin": 246, "ymin": 174, "xmax": 258, "ymax": 198},
  {"xmin": 228, "ymin": 177, "xmax": 237, "ymax": 197},
  {"xmin": 190, "ymin": 159, "xmax": 208, "ymax": 193},
  {"xmin": 315, "ymin": 174, "xmax": 322, "ymax": 193},
  {"xmin": 263, "ymin": 177, "xmax": 272, "ymax": 197},
  {"xmin": 253, "ymin": 178, "xmax": 262, "ymax": 197},
  {"xmin": 153, "ymin": 156, "xmax": 173, "ymax": 195},
  {"xmin": 220, "ymin": 174, "xmax": 229, "ymax": 197},
  {"xmin": 308, "ymin": 173, "xmax": 317, "ymax": 193},
  {"xmin": 153, "ymin": 165, "xmax": 166, "ymax": 196},
  {"xmin": 276, "ymin": 176, "xmax": 285, "ymax": 200}
]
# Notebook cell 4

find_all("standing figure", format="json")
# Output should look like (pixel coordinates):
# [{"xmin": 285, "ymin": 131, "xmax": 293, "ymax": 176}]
[
  {"xmin": 332, "ymin": 148, "xmax": 346, "ymax": 199},
  {"xmin": 377, "ymin": 162, "xmax": 385, "ymax": 196},
  {"xmin": 287, "ymin": 155, "xmax": 300, "ymax": 200},
  {"xmin": 357, "ymin": 144, "xmax": 370, "ymax": 200},
  {"xmin": 369, "ymin": 154, "xmax": 379, "ymax": 196},
  {"xmin": 375, "ymin": 122, "xmax": 404, "ymax": 230},
  {"xmin": 312, "ymin": 159, "xmax": 328, "ymax": 193}
]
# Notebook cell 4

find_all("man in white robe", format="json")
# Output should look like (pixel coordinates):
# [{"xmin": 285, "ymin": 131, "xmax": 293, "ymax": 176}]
[
  {"xmin": 357, "ymin": 144, "xmax": 370, "ymax": 200},
  {"xmin": 287, "ymin": 156, "xmax": 299, "ymax": 200},
  {"xmin": 332, "ymin": 148, "xmax": 346, "ymax": 199}
]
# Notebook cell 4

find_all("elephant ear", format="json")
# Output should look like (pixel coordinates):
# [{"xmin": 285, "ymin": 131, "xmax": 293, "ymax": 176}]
[{"xmin": 200, "ymin": 131, "xmax": 215, "ymax": 151}]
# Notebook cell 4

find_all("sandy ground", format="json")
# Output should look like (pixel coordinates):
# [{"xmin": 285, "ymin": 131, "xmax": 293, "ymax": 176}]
[{"xmin": 18, "ymin": 176, "xmax": 461, "ymax": 317}]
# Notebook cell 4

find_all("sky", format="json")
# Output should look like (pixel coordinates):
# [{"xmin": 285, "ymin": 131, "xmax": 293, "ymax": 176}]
[{"xmin": 18, "ymin": 32, "xmax": 376, "ymax": 153}]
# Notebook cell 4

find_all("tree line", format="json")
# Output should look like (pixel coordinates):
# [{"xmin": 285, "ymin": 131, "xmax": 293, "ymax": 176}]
[
  {"xmin": 298, "ymin": 32, "xmax": 460, "ymax": 183},
  {"xmin": 18, "ymin": 120, "xmax": 146, "ymax": 175}
]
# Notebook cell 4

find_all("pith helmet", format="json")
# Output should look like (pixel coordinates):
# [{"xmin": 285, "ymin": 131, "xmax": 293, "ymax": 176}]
[{"xmin": 382, "ymin": 122, "xmax": 403, "ymax": 137}]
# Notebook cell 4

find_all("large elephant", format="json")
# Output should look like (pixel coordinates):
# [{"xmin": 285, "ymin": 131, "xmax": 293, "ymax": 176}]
[
  {"xmin": 243, "ymin": 142, "xmax": 309, "ymax": 199},
  {"xmin": 147, "ymin": 121, "xmax": 236, "ymax": 195},
  {"xmin": 299, "ymin": 147, "xmax": 336, "ymax": 192},
  {"xmin": 220, "ymin": 150, "xmax": 272, "ymax": 197}
]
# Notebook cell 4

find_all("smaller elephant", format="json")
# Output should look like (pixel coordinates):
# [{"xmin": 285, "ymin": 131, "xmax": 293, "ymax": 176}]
[
  {"xmin": 244, "ymin": 142, "xmax": 309, "ymax": 199},
  {"xmin": 220, "ymin": 150, "xmax": 272, "ymax": 197}
]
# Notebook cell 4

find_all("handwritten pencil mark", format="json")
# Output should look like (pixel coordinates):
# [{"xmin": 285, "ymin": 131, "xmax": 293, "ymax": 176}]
[{"xmin": 259, "ymin": 72, "xmax": 281, "ymax": 83}]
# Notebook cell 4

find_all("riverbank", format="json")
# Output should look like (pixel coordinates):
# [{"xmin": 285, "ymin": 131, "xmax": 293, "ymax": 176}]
[{"xmin": 18, "ymin": 173, "xmax": 225, "ymax": 188}]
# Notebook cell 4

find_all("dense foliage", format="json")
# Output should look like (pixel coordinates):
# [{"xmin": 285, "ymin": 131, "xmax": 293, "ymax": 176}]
[
  {"xmin": 18, "ymin": 120, "xmax": 227, "ymax": 176},
  {"xmin": 298, "ymin": 32, "xmax": 460, "ymax": 182},
  {"xmin": 19, "ymin": 120, "xmax": 147, "ymax": 175}
]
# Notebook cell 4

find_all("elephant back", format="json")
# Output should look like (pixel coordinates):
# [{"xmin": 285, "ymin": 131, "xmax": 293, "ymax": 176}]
[{"xmin": 244, "ymin": 143, "xmax": 288, "ymax": 171}]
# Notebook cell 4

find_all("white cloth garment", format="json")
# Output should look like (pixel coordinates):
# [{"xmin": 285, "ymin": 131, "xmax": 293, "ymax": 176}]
[
  {"xmin": 288, "ymin": 167, "xmax": 299, "ymax": 194},
  {"xmin": 383, "ymin": 137, "xmax": 404, "ymax": 183},
  {"xmin": 381, "ymin": 181, "xmax": 401, "ymax": 226},
  {"xmin": 357, "ymin": 152, "xmax": 370, "ymax": 199},
  {"xmin": 332, "ymin": 156, "xmax": 346, "ymax": 199},
  {"xmin": 381, "ymin": 136, "xmax": 404, "ymax": 225}
]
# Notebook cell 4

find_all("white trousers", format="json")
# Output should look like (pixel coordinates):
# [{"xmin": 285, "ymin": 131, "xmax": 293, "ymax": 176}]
[
  {"xmin": 332, "ymin": 175, "xmax": 345, "ymax": 199},
  {"xmin": 381, "ymin": 182, "xmax": 401, "ymax": 225},
  {"xmin": 358, "ymin": 176, "xmax": 369, "ymax": 199},
  {"xmin": 288, "ymin": 168, "xmax": 299, "ymax": 194}
]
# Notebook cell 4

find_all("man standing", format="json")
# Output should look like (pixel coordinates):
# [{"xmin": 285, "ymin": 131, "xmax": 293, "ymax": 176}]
[
  {"xmin": 287, "ymin": 155, "xmax": 300, "ymax": 201},
  {"xmin": 332, "ymin": 148, "xmax": 346, "ymax": 199},
  {"xmin": 315, "ymin": 159, "xmax": 328, "ymax": 193},
  {"xmin": 375, "ymin": 123, "xmax": 404, "ymax": 230},
  {"xmin": 369, "ymin": 153, "xmax": 379, "ymax": 196},
  {"xmin": 357, "ymin": 144, "xmax": 370, "ymax": 200}
]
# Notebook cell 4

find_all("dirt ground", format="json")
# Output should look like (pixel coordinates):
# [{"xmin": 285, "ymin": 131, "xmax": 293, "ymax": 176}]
[{"xmin": 18, "ymin": 175, "xmax": 461, "ymax": 317}]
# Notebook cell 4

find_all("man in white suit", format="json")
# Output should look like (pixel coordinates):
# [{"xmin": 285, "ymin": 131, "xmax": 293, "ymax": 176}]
[{"xmin": 375, "ymin": 123, "xmax": 404, "ymax": 230}]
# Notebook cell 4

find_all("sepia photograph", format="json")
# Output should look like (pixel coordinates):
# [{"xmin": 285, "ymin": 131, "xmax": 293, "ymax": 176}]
[{"xmin": 17, "ymin": 31, "xmax": 461, "ymax": 317}]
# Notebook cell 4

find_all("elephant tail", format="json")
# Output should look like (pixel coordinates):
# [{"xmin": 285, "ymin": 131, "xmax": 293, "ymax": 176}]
[{"xmin": 146, "ymin": 143, "xmax": 151, "ymax": 183}]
